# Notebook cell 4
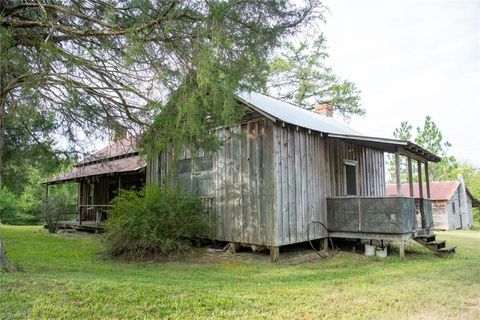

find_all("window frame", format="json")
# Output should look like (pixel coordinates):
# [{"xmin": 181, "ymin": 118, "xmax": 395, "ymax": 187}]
[{"xmin": 343, "ymin": 159, "xmax": 358, "ymax": 197}]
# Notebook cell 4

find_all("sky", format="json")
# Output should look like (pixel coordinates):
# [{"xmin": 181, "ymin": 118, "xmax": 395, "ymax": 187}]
[{"xmin": 320, "ymin": 0, "xmax": 480, "ymax": 164}]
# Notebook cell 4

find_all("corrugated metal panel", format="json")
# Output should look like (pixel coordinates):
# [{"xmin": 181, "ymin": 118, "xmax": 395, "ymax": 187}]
[
  {"xmin": 236, "ymin": 91, "xmax": 361, "ymax": 136},
  {"xmin": 386, "ymin": 181, "xmax": 460, "ymax": 200}
]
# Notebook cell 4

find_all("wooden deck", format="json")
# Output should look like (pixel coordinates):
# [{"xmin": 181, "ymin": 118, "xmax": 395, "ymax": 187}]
[{"xmin": 54, "ymin": 221, "xmax": 105, "ymax": 232}]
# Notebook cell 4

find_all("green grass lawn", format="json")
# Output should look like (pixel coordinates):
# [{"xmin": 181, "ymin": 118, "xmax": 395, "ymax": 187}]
[{"xmin": 1, "ymin": 226, "xmax": 480, "ymax": 319}]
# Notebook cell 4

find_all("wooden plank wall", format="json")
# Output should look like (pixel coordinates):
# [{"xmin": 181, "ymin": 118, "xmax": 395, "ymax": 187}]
[
  {"xmin": 145, "ymin": 117, "xmax": 275, "ymax": 246},
  {"xmin": 326, "ymin": 138, "xmax": 386, "ymax": 197},
  {"xmin": 272, "ymin": 124, "xmax": 328, "ymax": 246},
  {"xmin": 146, "ymin": 151, "xmax": 173, "ymax": 185},
  {"xmin": 146, "ymin": 120, "xmax": 388, "ymax": 247},
  {"xmin": 213, "ymin": 118, "xmax": 275, "ymax": 246}
]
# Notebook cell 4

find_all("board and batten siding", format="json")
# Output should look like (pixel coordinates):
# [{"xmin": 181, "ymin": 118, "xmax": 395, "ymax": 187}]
[
  {"xmin": 147, "ymin": 118, "xmax": 389, "ymax": 247},
  {"xmin": 326, "ymin": 138, "xmax": 386, "ymax": 197},
  {"xmin": 147, "ymin": 117, "xmax": 276, "ymax": 246},
  {"xmin": 272, "ymin": 124, "xmax": 328, "ymax": 246},
  {"xmin": 213, "ymin": 118, "xmax": 275, "ymax": 246}
]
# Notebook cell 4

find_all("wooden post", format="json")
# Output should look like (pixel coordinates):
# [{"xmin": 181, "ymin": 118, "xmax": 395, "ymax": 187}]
[
  {"xmin": 395, "ymin": 152, "xmax": 402, "ymax": 196},
  {"xmin": 417, "ymin": 161, "xmax": 424, "ymax": 199},
  {"xmin": 322, "ymin": 238, "xmax": 329, "ymax": 251},
  {"xmin": 77, "ymin": 182, "xmax": 81, "ymax": 224},
  {"xmin": 425, "ymin": 162, "xmax": 431, "ymax": 199},
  {"xmin": 399, "ymin": 240, "xmax": 405, "ymax": 259},
  {"xmin": 418, "ymin": 161, "xmax": 425, "ymax": 228},
  {"xmin": 44, "ymin": 183, "xmax": 49, "ymax": 225},
  {"xmin": 270, "ymin": 246, "xmax": 280, "ymax": 262},
  {"xmin": 407, "ymin": 157, "xmax": 414, "ymax": 197}
]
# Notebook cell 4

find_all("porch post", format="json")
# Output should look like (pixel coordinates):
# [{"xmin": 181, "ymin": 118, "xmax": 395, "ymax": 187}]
[
  {"xmin": 77, "ymin": 182, "xmax": 82, "ymax": 225},
  {"xmin": 407, "ymin": 156, "xmax": 414, "ymax": 197},
  {"xmin": 395, "ymin": 151, "xmax": 402, "ymax": 196},
  {"xmin": 425, "ymin": 162, "xmax": 431, "ymax": 199},
  {"xmin": 417, "ymin": 161, "xmax": 424, "ymax": 199},
  {"xmin": 44, "ymin": 183, "xmax": 49, "ymax": 225},
  {"xmin": 417, "ymin": 160, "xmax": 425, "ymax": 228}
]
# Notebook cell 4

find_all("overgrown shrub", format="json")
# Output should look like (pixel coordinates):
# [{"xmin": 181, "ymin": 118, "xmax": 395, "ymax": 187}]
[{"xmin": 104, "ymin": 185, "xmax": 210, "ymax": 258}]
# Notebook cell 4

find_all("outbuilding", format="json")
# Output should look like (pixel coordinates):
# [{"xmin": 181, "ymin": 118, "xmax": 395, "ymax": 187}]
[{"xmin": 387, "ymin": 178, "xmax": 479, "ymax": 230}]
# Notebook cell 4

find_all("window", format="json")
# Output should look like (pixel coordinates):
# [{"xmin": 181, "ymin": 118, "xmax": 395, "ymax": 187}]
[
  {"xmin": 344, "ymin": 160, "xmax": 357, "ymax": 196},
  {"xmin": 176, "ymin": 156, "xmax": 213, "ymax": 196},
  {"xmin": 452, "ymin": 202, "xmax": 456, "ymax": 214}
]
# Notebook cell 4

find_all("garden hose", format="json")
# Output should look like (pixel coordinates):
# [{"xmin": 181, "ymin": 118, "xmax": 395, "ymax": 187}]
[{"xmin": 307, "ymin": 221, "xmax": 334, "ymax": 258}]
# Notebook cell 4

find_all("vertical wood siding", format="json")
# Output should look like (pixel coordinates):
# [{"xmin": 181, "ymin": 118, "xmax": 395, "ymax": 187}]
[
  {"xmin": 326, "ymin": 138, "xmax": 386, "ymax": 197},
  {"xmin": 148, "ymin": 119, "xmax": 388, "ymax": 247},
  {"xmin": 213, "ymin": 119, "xmax": 275, "ymax": 245},
  {"xmin": 272, "ymin": 125, "xmax": 328, "ymax": 246}
]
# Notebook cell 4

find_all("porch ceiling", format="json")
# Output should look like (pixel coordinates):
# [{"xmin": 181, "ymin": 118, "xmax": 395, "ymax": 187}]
[{"xmin": 327, "ymin": 133, "xmax": 441, "ymax": 163}]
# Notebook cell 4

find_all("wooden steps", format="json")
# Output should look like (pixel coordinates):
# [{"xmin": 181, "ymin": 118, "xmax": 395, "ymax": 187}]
[{"xmin": 414, "ymin": 234, "xmax": 455, "ymax": 257}]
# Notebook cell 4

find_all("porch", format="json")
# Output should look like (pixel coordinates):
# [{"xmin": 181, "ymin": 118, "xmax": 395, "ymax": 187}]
[
  {"xmin": 323, "ymin": 134, "xmax": 454, "ymax": 257},
  {"xmin": 48, "ymin": 205, "xmax": 112, "ymax": 232},
  {"xmin": 327, "ymin": 196, "xmax": 434, "ymax": 255},
  {"xmin": 326, "ymin": 194, "xmax": 457, "ymax": 256}
]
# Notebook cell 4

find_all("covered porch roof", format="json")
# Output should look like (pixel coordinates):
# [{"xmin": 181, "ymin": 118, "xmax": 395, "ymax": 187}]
[
  {"xmin": 45, "ymin": 138, "xmax": 146, "ymax": 185},
  {"xmin": 45, "ymin": 155, "xmax": 145, "ymax": 185},
  {"xmin": 327, "ymin": 133, "xmax": 441, "ymax": 163}
]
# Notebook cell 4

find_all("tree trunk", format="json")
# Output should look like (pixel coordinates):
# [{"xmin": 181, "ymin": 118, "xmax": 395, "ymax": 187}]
[
  {"xmin": 0, "ymin": 236, "xmax": 13, "ymax": 272},
  {"xmin": 0, "ymin": 86, "xmax": 4, "ymax": 190},
  {"xmin": 0, "ymin": 0, "xmax": 11, "ymax": 270}
]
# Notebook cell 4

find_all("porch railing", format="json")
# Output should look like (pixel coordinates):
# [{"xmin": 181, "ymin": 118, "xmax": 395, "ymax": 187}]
[
  {"xmin": 327, "ymin": 196, "xmax": 418, "ymax": 234},
  {"xmin": 78, "ymin": 205, "xmax": 113, "ymax": 227}
]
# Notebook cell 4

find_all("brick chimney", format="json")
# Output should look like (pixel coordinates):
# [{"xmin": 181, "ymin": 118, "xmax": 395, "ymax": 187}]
[{"xmin": 313, "ymin": 103, "xmax": 333, "ymax": 117}]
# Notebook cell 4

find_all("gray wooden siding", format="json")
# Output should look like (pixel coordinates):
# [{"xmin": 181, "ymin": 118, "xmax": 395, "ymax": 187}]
[
  {"xmin": 272, "ymin": 124, "xmax": 328, "ymax": 246},
  {"xmin": 213, "ymin": 119, "xmax": 275, "ymax": 245},
  {"xmin": 326, "ymin": 138, "xmax": 386, "ymax": 197},
  {"xmin": 448, "ymin": 187, "xmax": 461, "ymax": 229},
  {"xmin": 432, "ymin": 200, "xmax": 449, "ymax": 230},
  {"xmin": 147, "ymin": 118, "xmax": 388, "ymax": 247},
  {"xmin": 148, "ymin": 117, "xmax": 276, "ymax": 246}
]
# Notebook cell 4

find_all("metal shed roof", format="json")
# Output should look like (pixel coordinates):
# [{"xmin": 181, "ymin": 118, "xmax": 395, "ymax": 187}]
[
  {"xmin": 236, "ymin": 91, "xmax": 360, "ymax": 136},
  {"xmin": 236, "ymin": 91, "xmax": 440, "ymax": 162},
  {"xmin": 45, "ymin": 155, "xmax": 145, "ymax": 185},
  {"xmin": 45, "ymin": 138, "xmax": 145, "ymax": 185}
]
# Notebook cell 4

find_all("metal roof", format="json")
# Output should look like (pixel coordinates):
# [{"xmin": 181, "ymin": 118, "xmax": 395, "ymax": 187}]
[
  {"xmin": 386, "ymin": 181, "xmax": 479, "ymax": 205},
  {"xmin": 327, "ymin": 134, "xmax": 441, "ymax": 162},
  {"xmin": 237, "ymin": 92, "xmax": 440, "ymax": 163},
  {"xmin": 46, "ymin": 155, "xmax": 145, "ymax": 185},
  {"xmin": 45, "ymin": 138, "xmax": 145, "ymax": 185},
  {"xmin": 236, "ymin": 91, "xmax": 361, "ymax": 135},
  {"xmin": 386, "ymin": 181, "xmax": 460, "ymax": 200},
  {"xmin": 77, "ymin": 137, "xmax": 137, "ymax": 166}
]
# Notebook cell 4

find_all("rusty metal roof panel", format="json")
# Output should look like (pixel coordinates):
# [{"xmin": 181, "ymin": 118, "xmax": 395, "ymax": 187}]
[
  {"xmin": 386, "ymin": 181, "xmax": 460, "ymax": 200},
  {"xmin": 46, "ymin": 155, "xmax": 145, "ymax": 184},
  {"xmin": 77, "ymin": 137, "xmax": 137, "ymax": 166}
]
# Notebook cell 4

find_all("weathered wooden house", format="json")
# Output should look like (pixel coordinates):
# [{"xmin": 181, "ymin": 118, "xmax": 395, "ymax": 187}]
[
  {"xmin": 147, "ymin": 92, "xmax": 454, "ymax": 260},
  {"xmin": 45, "ymin": 138, "xmax": 146, "ymax": 231},
  {"xmin": 48, "ymin": 92, "xmax": 456, "ymax": 259},
  {"xmin": 386, "ymin": 178, "xmax": 479, "ymax": 230}
]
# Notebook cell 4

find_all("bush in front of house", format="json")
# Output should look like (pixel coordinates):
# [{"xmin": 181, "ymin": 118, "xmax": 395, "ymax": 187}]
[{"xmin": 104, "ymin": 185, "xmax": 210, "ymax": 258}]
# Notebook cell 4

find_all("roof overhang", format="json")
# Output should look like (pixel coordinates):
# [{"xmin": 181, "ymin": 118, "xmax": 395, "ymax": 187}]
[
  {"xmin": 327, "ymin": 133, "xmax": 441, "ymax": 163},
  {"xmin": 44, "ymin": 155, "xmax": 146, "ymax": 185}
]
